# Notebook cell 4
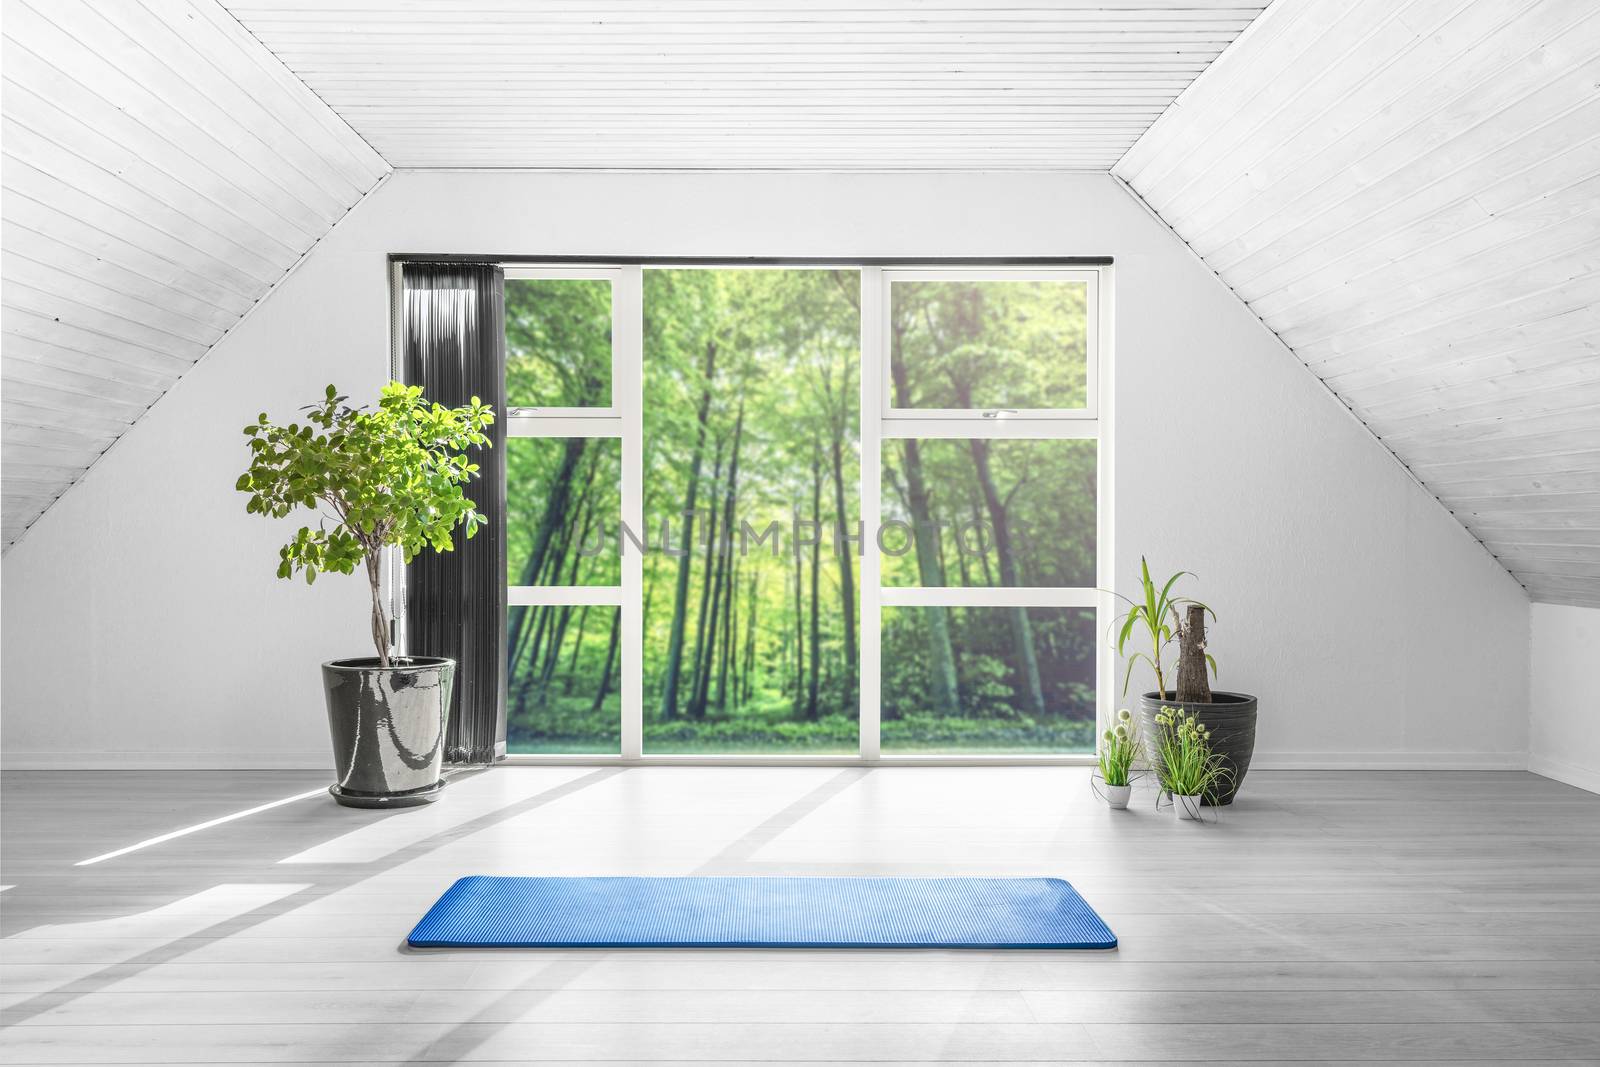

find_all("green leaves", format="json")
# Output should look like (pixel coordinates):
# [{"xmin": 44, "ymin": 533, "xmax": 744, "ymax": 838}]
[
  {"xmin": 1111, "ymin": 556, "xmax": 1216, "ymax": 697},
  {"xmin": 1152, "ymin": 705, "xmax": 1232, "ymax": 800},
  {"xmin": 236, "ymin": 381, "xmax": 496, "ymax": 585}
]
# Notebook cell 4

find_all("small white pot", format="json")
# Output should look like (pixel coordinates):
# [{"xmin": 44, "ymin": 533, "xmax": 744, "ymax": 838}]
[
  {"xmin": 1103, "ymin": 783, "xmax": 1132, "ymax": 810},
  {"xmin": 1173, "ymin": 793, "xmax": 1205, "ymax": 821}
]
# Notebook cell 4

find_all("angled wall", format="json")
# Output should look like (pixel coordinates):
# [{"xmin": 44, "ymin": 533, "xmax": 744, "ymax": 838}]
[
  {"xmin": 0, "ymin": 171, "xmax": 1530, "ymax": 768},
  {"xmin": 1, "ymin": 0, "xmax": 388, "ymax": 548},
  {"xmin": 1115, "ymin": 0, "xmax": 1600, "ymax": 608}
]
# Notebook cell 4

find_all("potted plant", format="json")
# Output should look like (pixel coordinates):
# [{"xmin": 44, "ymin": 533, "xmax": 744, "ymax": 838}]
[
  {"xmin": 1114, "ymin": 557, "xmax": 1258, "ymax": 804},
  {"xmin": 1095, "ymin": 709, "xmax": 1140, "ymax": 809},
  {"xmin": 1152, "ymin": 706, "xmax": 1231, "ymax": 820},
  {"xmin": 237, "ymin": 383, "xmax": 494, "ymax": 808}
]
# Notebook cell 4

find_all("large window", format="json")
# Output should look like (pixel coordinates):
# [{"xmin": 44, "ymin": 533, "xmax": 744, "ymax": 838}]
[
  {"xmin": 873, "ymin": 270, "xmax": 1103, "ymax": 754},
  {"xmin": 503, "ymin": 269, "xmax": 631, "ymax": 754},
  {"xmin": 499, "ymin": 263, "xmax": 1108, "ymax": 759},
  {"xmin": 642, "ymin": 269, "xmax": 860, "ymax": 754}
]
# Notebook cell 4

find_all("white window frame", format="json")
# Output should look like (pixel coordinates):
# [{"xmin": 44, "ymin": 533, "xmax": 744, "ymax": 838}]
[
  {"xmin": 497, "ymin": 261, "xmax": 1112, "ymax": 765},
  {"xmin": 503, "ymin": 266, "xmax": 624, "ymax": 420},
  {"xmin": 880, "ymin": 267, "xmax": 1100, "ymax": 422},
  {"xmin": 504, "ymin": 265, "xmax": 642, "ymax": 757},
  {"xmin": 864, "ymin": 265, "xmax": 1114, "ymax": 761}
]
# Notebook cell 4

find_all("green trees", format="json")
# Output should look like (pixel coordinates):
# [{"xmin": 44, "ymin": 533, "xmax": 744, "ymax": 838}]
[
  {"xmin": 237, "ymin": 383, "xmax": 494, "ymax": 668},
  {"xmin": 502, "ymin": 269, "xmax": 1097, "ymax": 754},
  {"xmin": 504, "ymin": 280, "xmax": 620, "ymax": 748},
  {"xmin": 642, "ymin": 269, "xmax": 860, "ymax": 751}
]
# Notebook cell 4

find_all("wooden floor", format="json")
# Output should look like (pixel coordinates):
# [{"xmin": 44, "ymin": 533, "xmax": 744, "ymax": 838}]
[{"xmin": 2, "ymin": 766, "xmax": 1598, "ymax": 1064}]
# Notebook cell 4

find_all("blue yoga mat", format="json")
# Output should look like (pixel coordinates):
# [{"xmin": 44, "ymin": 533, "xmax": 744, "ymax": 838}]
[{"xmin": 407, "ymin": 876, "xmax": 1116, "ymax": 949}]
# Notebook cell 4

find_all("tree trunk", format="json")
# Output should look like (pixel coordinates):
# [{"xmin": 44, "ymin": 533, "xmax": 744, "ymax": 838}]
[
  {"xmin": 717, "ymin": 554, "xmax": 736, "ymax": 711},
  {"xmin": 364, "ymin": 549, "xmax": 389, "ymax": 667},
  {"xmin": 741, "ymin": 570, "xmax": 760, "ymax": 705},
  {"xmin": 969, "ymin": 498, "xmax": 996, "ymax": 586},
  {"xmin": 968, "ymin": 436, "xmax": 1046, "ymax": 719},
  {"xmin": 590, "ymin": 609, "xmax": 620, "ymax": 714},
  {"xmin": 658, "ymin": 339, "xmax": 717, "ymax": 721},
  {"xmin": 687, "ymin": 440, "xmax": 725, "ymax": 719},
  {"xmin": 792, "ymin": 520, "xmax": 805, "ymax": 713},
  {"xmin": 829, "ymin": 433, "xmax": 857, "ymax": 692},
  {"xmin": 807, "ymin": 443, "xmax": 822, "ymax": 720},
  {"xmin": 701, "ymin": 405, "xmax": 743, "ymax": 716},
  {"xmin": 1175, "ymin": 603, "xmax": 1213, "ymax": 704},
  {"xmin": 565, "ymin": 604, "xmax": 590, "ymax": 689},
  {"xmin": 889, "ymin": 352, "xmax": 960, "ymax": 718},
  {"xmin": 505, "ymin": 436, "xmax": 587, "ymax": 663}
]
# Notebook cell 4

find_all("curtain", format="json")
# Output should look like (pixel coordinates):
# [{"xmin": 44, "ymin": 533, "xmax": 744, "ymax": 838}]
[{"xmin": 400, "ymin": 262, "xmax": 506, "ymax": 764}]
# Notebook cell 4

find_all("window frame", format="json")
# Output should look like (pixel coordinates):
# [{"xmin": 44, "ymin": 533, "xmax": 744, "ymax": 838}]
[
  {"xmin": 880, "ymin": 267, "xmax": 1100, "ymax": 422},
  {"xmin": 503, "ymin": 265, "xmax": 624, "ymax": 420},
  {"xmin": 502, "ymin": 265, "xmax": 641, "ymax": 757},
  {"xmin": 484, "ymin": 260, "xmax": 1112, "ymax": 765},
  {"xmin": 864, "ymin": 265, "xmax": 1113, "ymax": 758}
]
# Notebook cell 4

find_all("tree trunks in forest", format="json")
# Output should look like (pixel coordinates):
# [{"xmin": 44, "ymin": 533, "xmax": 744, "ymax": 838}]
[
  {"xmin": 792, "ymin": 516, "xmax": 804, "ymax": 717},
  {"xmin": 506, "ymin": 434, "xmax": 588, "ymax": 667},
  {"xmin": 967, "ymin": 436, "xmax": 1047, "ymax": 720},
  {"xmin": 688, "ymin": 402, "xmax": 744, "ymax": 720},
  {"xmin": 830, "ymin": 433, "xmax": 857, "ymax": 693},
  {"xmin": 888, "ymin": 339, "xmax": 962, "ymax": 719},
  {"xmin": 740, "ymin": 570, "xmax": 759, "ymax": 706},
  {"xmin": 687, "ymin": 441, "xmax": 725, "ymax": 720},
  {"xmin": 658, "ymin": 339, "xmax": 717, "ymax": 721},
  {"xmin": 590, "ymin": 609, "xmax": 620, "ymax": 714},
  {"xmin": 807, "ymin": 443, "xmax": 823, "ymax": 720}
]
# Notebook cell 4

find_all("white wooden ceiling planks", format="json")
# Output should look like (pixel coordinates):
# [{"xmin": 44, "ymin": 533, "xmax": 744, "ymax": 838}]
[
  {"xmin": 1115, "ymin": 0, "xmax": 1600, "ymax": 608},
  {"xmin": 218, "ymin": 0, "xmax": 1272, "ymax": 169},
  {"xmin": 1, "ymin": 0, "xmax": 389, "ymax": 548}
]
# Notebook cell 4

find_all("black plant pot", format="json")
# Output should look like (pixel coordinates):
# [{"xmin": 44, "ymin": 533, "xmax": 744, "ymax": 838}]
[
  {"xmin": 322, "ymin": 656, "xmax": 454, "ymax": 808},
  {"xmin": 1139, "ymin": 691, "xmax": 1258, "ymax": 805}
]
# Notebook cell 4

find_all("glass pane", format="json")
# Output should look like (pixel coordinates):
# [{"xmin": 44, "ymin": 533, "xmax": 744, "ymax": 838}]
[
  {"xmin": 889, "ymin": 279, "xmax": 1088, "ymax": 410},
  {"xmin": 507, "ymin": 605, "xmax": 620, "ymax": 754},
  {"xmin": 642, "ymin": 268, "xmax": 860, "ymax": 754},
  {"xmin": 507, "ymin": 437, "xmax": 619, "ymax": 586},
  {"xmin": 505, "ymin": 278, "xmax": 612, "ymax": 408},
  {"xmin": 882, "ymin": 438, "xmax": 1094, "ymax": 588},
  {"xmin": 881, "ymin": 606, "xmax": 1095, "ymax": 753}
]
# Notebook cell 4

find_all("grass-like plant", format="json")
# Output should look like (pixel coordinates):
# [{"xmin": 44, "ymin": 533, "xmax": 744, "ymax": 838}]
[
  {"xmin": 1152, "ymin": 705, "xmax": 1232, "ymax": 801},
  {"xmin": 1097, "ymin": 708, "xmax": 1141, "ymax": 787},
  {"xmin": 237, "ymin": 382, "xmax": 494, "ymax": 668},
  {"xmin": 1113, "ymin": 556, "xmax": 1215, "ymax": 697}
]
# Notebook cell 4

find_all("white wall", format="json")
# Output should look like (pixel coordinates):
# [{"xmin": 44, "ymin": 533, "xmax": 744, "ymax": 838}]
[
  {"xmin": 1529, "ymin": 604, "xmax": 1600, "ymax": 793},
  {"xmin": 1, "ymin": 171, "xmax": 1531, "ymax": 768}
]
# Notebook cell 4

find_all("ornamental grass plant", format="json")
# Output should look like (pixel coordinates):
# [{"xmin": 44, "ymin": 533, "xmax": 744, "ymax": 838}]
[{"xmin": 1153, "ymin": 705, "xmax": 1232, "ymax": 802}]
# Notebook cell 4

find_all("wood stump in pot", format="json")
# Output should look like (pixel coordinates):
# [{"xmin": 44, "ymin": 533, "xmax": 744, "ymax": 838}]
[{"xmin": 1140, "ymin": 605, "xmax": 1257, "ymax": 805}]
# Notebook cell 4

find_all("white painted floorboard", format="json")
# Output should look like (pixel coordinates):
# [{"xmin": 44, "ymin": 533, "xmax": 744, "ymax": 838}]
[{"xmin": 1, "ymin": 766, "xmax": 1597, "ymax": 1063}]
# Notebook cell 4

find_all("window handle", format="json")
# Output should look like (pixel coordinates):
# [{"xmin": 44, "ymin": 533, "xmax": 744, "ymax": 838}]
[{"xmin": 981, "ymin": 409, "xmax": 1017, "ymax": 419}]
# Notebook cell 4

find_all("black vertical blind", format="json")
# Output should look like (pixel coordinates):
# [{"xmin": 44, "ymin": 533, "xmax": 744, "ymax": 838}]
[{"xmin": 401, "ymin": 263, "xmax": 506, "ymax": 764}]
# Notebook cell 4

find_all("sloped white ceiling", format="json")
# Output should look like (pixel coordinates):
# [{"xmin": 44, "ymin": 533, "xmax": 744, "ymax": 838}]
[
  {"xmin": 1, "ymin": 0, "xmax": 389, "ymax": 548},
  {"xmin": 1116, "ymin": 0, "xmax": 1600, "ymax": 608},
  {"xmin": 219, "ymin": 0, "xmax": 1271, "ymax": 169}
]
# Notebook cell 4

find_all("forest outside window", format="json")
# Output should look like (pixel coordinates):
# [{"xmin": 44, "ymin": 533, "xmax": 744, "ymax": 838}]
[
  {"xmin": 876, "ymin": 269, "xmax": 1105, "ymax": 755},
  {"xmin": 493, "ymin": 262, "xmax": 1108, "ymax": 760}
]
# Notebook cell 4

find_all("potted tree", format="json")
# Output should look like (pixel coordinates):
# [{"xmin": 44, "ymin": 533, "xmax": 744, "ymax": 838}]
[
  {"xmin": 1115, "ymin": 558, "xmax": 1258, "ymax": 804},
  {"xmin": 237, "ymin": 383, "xmax": 494, "ymax": 808}
]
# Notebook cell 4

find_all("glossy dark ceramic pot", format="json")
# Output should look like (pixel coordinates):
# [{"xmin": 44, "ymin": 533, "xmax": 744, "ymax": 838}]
[
  {"xmin": 322, "ymin": 656, "xmax": 454, "ymax": 808},
  {"xmin": 1139, "ymin": 691, "xmax": 1258, "ymax": 805}
]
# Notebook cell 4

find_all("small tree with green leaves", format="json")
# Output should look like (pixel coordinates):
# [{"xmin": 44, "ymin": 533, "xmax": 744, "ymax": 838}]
[{"xmin": 237, "ymin": 383, "xmax": 495, "ymax": 668}]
